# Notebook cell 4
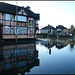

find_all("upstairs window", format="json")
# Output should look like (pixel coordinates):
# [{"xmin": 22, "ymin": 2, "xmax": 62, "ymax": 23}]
[
  {"xmin": 5, "ymin": 14, "xmax": 11, "ymax": 20},
  {"xmin": 36, "ymin": 20, "xmax": 38, "ymax": 24},
  {"xmin": 30, "ymin": 27, "xmax": 34, "ymax": 34},
  {"xmin": 57, "ymin": 29, "xmax": 61, "ymax": 31},
  {"xmin": 15, "ymin": 15, "xmax": 27, "ymax": 22}
]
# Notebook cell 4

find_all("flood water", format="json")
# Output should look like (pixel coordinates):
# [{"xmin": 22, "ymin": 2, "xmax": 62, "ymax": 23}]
[{"xmin": 0, "ymin": 39, "xmax": 75, "ymax": 74}]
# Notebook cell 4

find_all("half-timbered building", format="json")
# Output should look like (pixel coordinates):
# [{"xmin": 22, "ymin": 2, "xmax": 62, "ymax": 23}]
[{"xmin": 0, "ymin": 2, "xmax": 40, "ymax": 40}]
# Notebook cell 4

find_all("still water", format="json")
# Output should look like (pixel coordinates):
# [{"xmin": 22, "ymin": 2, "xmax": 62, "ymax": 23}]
[{"xmin": 0, "ymin": 39, "xmax": 75, "ymax": 74}]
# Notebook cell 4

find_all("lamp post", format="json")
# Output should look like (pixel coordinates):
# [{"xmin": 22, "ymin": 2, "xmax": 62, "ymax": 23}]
[{"xmin": 16, "ymin": 1, "xmax": 18, "ymax": 43}]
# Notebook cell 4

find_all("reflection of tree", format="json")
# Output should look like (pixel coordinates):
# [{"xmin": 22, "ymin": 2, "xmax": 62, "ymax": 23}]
[
  {"xmin": 69, "ymin": 41, "xmax": 75, "ymax": 48},
  {"xmin": 70, "ymin": 44, "xmax": 74, "ymax": 48}
]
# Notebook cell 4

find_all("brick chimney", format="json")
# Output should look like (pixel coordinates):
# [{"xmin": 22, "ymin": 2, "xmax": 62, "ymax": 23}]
[{"xmin": 26, "ymin": 6, "xmax": 30, "ymax": 10}]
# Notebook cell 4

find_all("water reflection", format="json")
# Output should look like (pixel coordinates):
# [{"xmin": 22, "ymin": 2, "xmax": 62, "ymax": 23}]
[
  {"xmin": 55, "ymin": 39, "xmax": 69, "ymax": 49},
  {"xmin": 33, "ymin": 39, "xmax": 75, "ymax": 74},
  {"xmin": 40, "ymin": 39, "xmax": 75, "ymax": 54},
  {"xmin": 69, "ymin": 41, "xmax": 75, "ymax": 48},
  {"xmin": 0, "ymin": 43, "xmax": 39, "ymax": 74},
  {"xmin": 0, "ymin": 39, "xmax": 75, "ymax": 74}
]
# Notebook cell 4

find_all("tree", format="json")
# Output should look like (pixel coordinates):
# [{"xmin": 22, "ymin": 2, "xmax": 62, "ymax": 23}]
[{"xmin": 69, "ymin": 25, "xmax": 75, "ymax": 36}]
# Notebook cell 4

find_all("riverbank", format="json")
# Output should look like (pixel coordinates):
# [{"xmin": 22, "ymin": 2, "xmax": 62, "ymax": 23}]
[
  {"xmin": 37, "ymin": 38, "xmax": 50, "ymax": 41},
  {"xmin": 0, "ymin": 38, "xmax": 42, "ymax": 46},
  {"xmin": 37, "ymin": 37, "xmax": 72, "ymax": 41},
  {"xmin": 0, "ymin": 37, "xmax": 73, "ymax": 46}
]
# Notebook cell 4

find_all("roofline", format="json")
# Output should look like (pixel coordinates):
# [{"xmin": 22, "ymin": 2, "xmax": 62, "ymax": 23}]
[{"xmin": 0, "ymin": 2, "xmax": 40, "ymax": 20}]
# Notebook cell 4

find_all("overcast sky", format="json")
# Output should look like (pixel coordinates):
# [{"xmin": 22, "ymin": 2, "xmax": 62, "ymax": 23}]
[{"xmin": 1, "ymin": 1, "xmax": 75, "ymax": 29}]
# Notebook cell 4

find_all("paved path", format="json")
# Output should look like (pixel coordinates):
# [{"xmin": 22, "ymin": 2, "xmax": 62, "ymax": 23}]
[{"xmin": 37, "ymin": 38, "xmax": 50, "ymax": 41}]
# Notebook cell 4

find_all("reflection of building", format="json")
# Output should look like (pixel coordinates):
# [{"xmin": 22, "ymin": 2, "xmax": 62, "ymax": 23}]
[
  {"xmin": 55, "ymin": 39, "xmax": 69, "ymax": 49},
  {"xmin": 56, "ymin": 42, "xmax": 66, "ymax": 49},
  {"xmin": 0, "ymin": 43, "xmax": 39, "ymax": 74},
  {"xmin": 40, "ymin": 40, "xmax": 55, "ymax": 49},
  {"xmin": 40, "ymin": 39, "xmax": 69, "ymax": 54},
  {"xmin": 40, "ymin": 40, "xmax": 56, "ymax": 54},
  {"xmin": 0, "ymin": 2, "xmax": 40, "ymax": 40}
]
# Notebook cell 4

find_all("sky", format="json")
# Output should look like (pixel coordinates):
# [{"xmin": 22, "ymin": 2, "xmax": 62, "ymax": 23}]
[{"xmin": 0, "ymin": 1, "xmax": 75, "ymax": 29}]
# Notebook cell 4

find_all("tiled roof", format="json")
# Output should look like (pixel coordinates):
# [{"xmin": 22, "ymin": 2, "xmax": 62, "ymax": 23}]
[
  {"xmin": 0, "ymin": 2, "xmax": 40, "ymax": 20},
  {"xmin": 41, "ymin": 24, "xmax": 55, "ymax": 30},
  {"xmin": 56, "ymin": 25, "xmax": 67, "ymax": 29}
]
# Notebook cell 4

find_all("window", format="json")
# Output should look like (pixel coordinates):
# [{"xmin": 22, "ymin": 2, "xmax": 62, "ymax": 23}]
[
  {"xmin": 6, "ymin": 63, "xmax": 11, "ymax": 70},
  {"xmin": 15, "ymin": 61, "xmax": 26, "ymax": 68},
  {"xmin": 29, "ymin": 56, "xmax": 33, "ymax": 61},
  {"xmin": 36, "ymin": 20, "xmax": 38, "ymax": 24},
  {"xmin": 57, "ymin": 29, "xmax": 61, "ymax": 31},
  {"xmin": 5, "ymin": 26, "xmax": 10, "ymax": 34},
  {"xmin": 5, "ymin": 14, "xmax": 11, "ymax": 20},
  {"xmin": 22, "ymin": 23, "xmax": 25, "ymax": 26},
  {"xmin": 30, "ymin": 28, "xmax": 34, "ymax": 34},
  {"xmin": 30, "ymin": 49, "xmax": 33, "ymax": 54},
  {"xmin": 5, "ymin": 50, "xmax": 10, "ymax": 58},
  {"xmin": 15, "ymin": 15, "xmax": 27, "ymax": 22},
  {"xmin": 21, "ymin": 10, "xmax": 24, "ymax": 15},
  {"xmin": 29, "ymin": 20, "xmax": 33, "ymax": 25},
  {"xmin": 14, "ymin": 27, "xmax": 27, "ymax": 35},
  {"xmin": 15, "ymin": 48, "xmax": 27, "ymax": 56}
]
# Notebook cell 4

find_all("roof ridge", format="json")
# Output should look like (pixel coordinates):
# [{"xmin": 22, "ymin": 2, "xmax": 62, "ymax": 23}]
[
  {"xmin": 0, "ymin": 2, "xmax": 40, "ymax": 20},
  {"xmin": 0, "ymin": 2, "xmax": 20, "ymax": 7}
]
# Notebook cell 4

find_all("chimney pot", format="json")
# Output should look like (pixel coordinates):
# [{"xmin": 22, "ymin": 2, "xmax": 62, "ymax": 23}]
[{"xmin": 26, "ymin": 6, "xmax": 30, "ymax": 9}]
